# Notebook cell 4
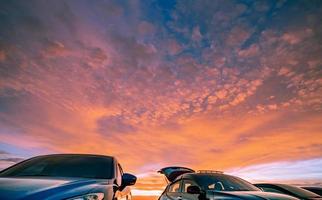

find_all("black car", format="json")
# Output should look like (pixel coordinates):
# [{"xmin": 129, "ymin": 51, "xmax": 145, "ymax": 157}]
[
  {"xmin": 254, "ymin": 183, "xmax": 322, "ymax": 200},
  {"xmin": 158, "ymin": 166, "xmax": 298, "ymax": 200},
  {"xmin": 301, "ymin": 187, "xmax": 322, "ymax": 196},
  {"xmin": 0, "ymin": 154, "xmax": 137, "ymax": 200}
]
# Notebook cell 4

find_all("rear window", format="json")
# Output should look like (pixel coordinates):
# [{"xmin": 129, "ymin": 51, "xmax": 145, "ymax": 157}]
[
  {"xmin": 195, "ymin": 174, "xmax": 260, "ymax": 191},
  {"xmin": 279, "ymin": 185, "xmax": 320, "ymax": 198},
  {"xmin": 0, "ymin": 155, "xmax": 114, "ymax": 179}
]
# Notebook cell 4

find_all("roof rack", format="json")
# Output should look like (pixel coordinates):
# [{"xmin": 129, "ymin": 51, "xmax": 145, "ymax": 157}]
[{"xmin": 197, "ymin": 170, "xmax": 224, "ymax": 174}]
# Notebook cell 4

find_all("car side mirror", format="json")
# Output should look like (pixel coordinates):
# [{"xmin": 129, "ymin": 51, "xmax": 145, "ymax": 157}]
[
  {"xmin": 122, "ymin": 173, "xmax": 137, "ymax": 187},
  {"xmin": 187, "ymin": 185, "xmax": 201, "ymax": 194}
]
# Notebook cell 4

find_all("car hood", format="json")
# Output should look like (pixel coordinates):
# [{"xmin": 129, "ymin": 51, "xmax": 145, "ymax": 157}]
[
  {"xmin": 0, "ymin": 177, "xmax": 113, "ymax": 200},
  {"xmin": 208, "ymin": 191, "xmax": 299, "ymax": 200}
]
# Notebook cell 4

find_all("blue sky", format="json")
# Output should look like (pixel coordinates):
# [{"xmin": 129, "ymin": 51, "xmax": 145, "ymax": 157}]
[{"xmin": 0, "ymin": 0, "xmax": 322, "ymax": 194}]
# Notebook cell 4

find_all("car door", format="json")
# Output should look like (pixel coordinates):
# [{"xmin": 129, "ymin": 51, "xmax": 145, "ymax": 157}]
[
  {"xmin": 181, "ymin": 179, "xmax": 200, "ymax": 200},
  {"xmin": 115, "ymin": 162, "xmax": 129, "ymax": 200},
  {"xmin": 158, "ymin": 166, "xmax": 195, "ymax": 183},
  {"xmin": 165, "ymin": 179, "xmax": 183, "ymax": 200}
]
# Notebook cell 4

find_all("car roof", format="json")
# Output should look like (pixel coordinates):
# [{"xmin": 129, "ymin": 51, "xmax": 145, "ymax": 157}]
[
  {"xmin": 302, "ymin": 186, "xmax": 322, "ymax": 189},
  {"xmin": 174, "ymin": 171, "xmax": 227, "ymax": 181},
  {"xmin": 255, "ymin": 183, "xmax": 284, "ymax": 186},
  {"xmin": 255, "ymin": 183, "xmax": 302, "ymax": 189},
  {"xmin": 30, "ymin": 154, "xmax": 116, "ymax": 160},
  {"xmin": 159, "ymin": 166, "xmax": 226, "ymax": 183}
]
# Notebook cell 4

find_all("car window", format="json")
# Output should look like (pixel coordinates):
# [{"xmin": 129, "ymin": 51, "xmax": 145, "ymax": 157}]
[
  {"xmin": 0, "ymin": 155, "xmax": 114, "ymax": 179},
  {"xmin": 182, "ymin": 179, "xmax": 198, "ymax": 193},
  {"xmin": 279, "ymin": 185, "xmax": 320, "ymax": 198},
  {"xmin": 303, "ymin": 188, "xmax": 322, "ymax": 196},
  {"xmin": 168, "ymin": 181, "xmax": 181, "ymax": 193},
  {"xmin": 208, "ymin": 182, "xmax": 225, "ymax": 190},
  {"xmin": 195, "ymin": 174, "xmax": 260, "ymax": 191},
  {"xmin": 260, "ymin": 187, "xmax": 284, "ymax": 194}
]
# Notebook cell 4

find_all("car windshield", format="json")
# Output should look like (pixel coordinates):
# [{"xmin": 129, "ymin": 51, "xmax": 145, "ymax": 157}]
[
  {"xmin": 0, "ymin": 155, "xmax": 114, "ymax": 179},
  {"xmin": 195, "ymin": 174, "xmax": 261, "ymax": 192},
  {"xmin": 302, "ymin": 187, "xmax": 322, "ymax": 196},
  {"xmin": 280, "ymin": 185, "xmax": 320, "ymax": 198}
]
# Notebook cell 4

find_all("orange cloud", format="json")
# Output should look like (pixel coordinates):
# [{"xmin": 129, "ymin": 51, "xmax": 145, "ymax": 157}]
[{"xmin": 0, "ymin": 0, "xmax": 322, "ymax": 197}]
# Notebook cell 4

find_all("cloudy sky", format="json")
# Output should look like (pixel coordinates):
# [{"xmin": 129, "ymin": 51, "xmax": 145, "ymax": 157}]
[{"xmin": 0, "ymin": 0, "xmax": 321, "ymax": 196}]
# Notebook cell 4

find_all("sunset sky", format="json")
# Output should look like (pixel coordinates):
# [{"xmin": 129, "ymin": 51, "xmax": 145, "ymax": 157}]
[{"xmin": 0, "ymin": 0, "xmax": 322, "ymax": 197}]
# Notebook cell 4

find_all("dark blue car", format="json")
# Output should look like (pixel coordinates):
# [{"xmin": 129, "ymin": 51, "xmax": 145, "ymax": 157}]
[{"xmin": 0, "ymin": 154, "xmax": 137, "ymax": 200}]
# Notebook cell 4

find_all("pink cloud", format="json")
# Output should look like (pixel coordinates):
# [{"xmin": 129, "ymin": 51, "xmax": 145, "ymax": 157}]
[
  {"xmin": 238, "ymin": 44, "xmax": 259, "ymax": 57},
  {"xmin": 167, "ymin": 39, "xmax": 182, "ymax": 55},
  {"xmin": 0, "ymin": 0, "xmax": 321, "ymax": 193},
  {"xmin": 192, "ymin": 26, "xmax": 202, "ymax": 42},
  {"xmin": 281, "ymin": 29, "xmax": 313, "ymax": 45},
  {"xmin": 138, "ymin": 21, "xmax": 155, "ymax": 35},
  {"xmin": 0, "ymin": 50, "xmax": 6, "ymax": 62},
  {"xmin": 42, "ymin": 41, "xmax": 67, "ymax": 57}
]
